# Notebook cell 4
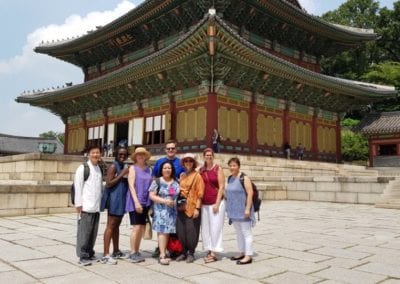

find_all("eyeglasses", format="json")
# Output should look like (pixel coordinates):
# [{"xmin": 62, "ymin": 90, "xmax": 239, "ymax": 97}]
[
  {"xmin": 166, "ymin": 147, "xmax": 176, "ymax": 151},
  {"xmin": 118, "ymin": 153, "xmax": 127, "ymax": 156},
  {"xmin": 183, "ymin": 159, "xmax": 194, "ymax": 163}
]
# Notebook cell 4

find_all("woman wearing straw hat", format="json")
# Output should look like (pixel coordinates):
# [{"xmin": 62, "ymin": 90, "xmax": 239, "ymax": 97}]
[
  {"xmin": 175, "ymin": 153, "xmax": 205, "ymax": 263},
  {"xmin": 125, "ymin": 147, "xmax": 153, "ymax": 263}
]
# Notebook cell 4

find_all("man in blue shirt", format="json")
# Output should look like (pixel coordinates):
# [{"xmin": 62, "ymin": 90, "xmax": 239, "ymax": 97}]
[{"xmin": 152, "ymin": 141, "xmax": 185, "ymax": 179}]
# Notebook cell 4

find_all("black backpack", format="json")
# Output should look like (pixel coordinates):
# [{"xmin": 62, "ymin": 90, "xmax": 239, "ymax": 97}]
[
  {"xmin": 229, "ymin": 173, "xmax": 262, "ymax": 220},
  {"xmin": 70, "ymin": 162, "xmax": 90, "ymax": 205}
]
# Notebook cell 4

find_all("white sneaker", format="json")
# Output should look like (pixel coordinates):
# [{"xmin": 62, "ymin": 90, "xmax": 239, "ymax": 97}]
[{"xmin": 101, "ymin": 255, "xmax": 117, "ymax": 265}]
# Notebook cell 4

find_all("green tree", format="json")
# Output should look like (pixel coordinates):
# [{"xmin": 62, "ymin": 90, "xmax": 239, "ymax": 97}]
[
  {"xmin": 376, "ymin": 2, "xmax": 400, "ymax": 62},
  {"xmin": 341, "ymin": 130, "xmax": 369, "ymax": 161},
  {"xmin": 341, "ymin": 118, "xmax": 361, "ymax": 128},
  {"xmin": 362, "ymin": 62, "xmax": 400, "ymax": 111},
  {"xmin": 321, "ymin": 0, "xmax": 381, "ymax": 79},
  {"xmin": 39, "ymin": 131, "xmax": 65, "ymax": 144}
]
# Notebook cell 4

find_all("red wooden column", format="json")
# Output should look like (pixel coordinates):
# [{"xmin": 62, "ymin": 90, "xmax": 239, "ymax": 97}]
[
  {"xmin": 283, "ymin": 104, "xmax": 290, "ymax": 150},
  {"xmin": 311, "ymin": 112, "xmax": 318, "ymax": 160},
  {"xmin": 335, "ymin": 119, "xmax": 342, "ymax": 163},
  {"xmin": 369, "ymin": 139, "xmax": 375, "ymax": 167},
  {"xmin": 64, "ymin": 122, "xmax": 69, "ymax": 155},
  {"xmin": 82, "ymin": 114, "xmax": 88, "ymax": 150},
  {"xmin": 206, "ymin": 92, "xmax": 218, "ymax": 148},
  {"xmin": 103, "ymin": 109, "xmax": 109, "ymax": 145},
  {"xmin": 169, "ymin": 97, "xmax": 177, "ymax": 142},
  {"xmin": 249, "ymin": 95, "xmax": 257, "ymax": 154}
]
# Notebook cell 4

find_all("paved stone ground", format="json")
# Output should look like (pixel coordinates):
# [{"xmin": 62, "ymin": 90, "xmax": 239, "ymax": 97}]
[{"xmin": 1, "ymin": 201, "xmax": 400, "ymax": 284}]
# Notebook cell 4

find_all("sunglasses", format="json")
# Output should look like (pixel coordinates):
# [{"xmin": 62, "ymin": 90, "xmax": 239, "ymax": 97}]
[
  {"xmin": 183, "ymin": 159, "xmax": 194, "ymax": 163},
  {"xmin": 166, "ymin": 147, "xmax": 176, "ymax": 151},
  {"xmin": 118, "ymin": 153, "xmax": 127, "ymax": 156}
]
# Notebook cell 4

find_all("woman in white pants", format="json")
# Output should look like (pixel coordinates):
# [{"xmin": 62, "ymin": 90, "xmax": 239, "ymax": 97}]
[
  {"xmin": 225, "ymin": 157, "xmax": 255, "ymax": 265},
  {"xmin": 199, "ymin": 148, "xmax": 225, "ymax": 263}
]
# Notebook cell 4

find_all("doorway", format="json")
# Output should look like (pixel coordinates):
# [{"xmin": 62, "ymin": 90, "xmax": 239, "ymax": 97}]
[{"xmin": 115, "ymin": 122, "xmax": 129, "ymax": 147}]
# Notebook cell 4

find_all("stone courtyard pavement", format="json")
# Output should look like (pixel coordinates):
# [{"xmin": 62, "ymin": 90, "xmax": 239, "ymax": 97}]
[{"xmin": 1, "ymin": 201, "xmax": 400, "ymax": 284}]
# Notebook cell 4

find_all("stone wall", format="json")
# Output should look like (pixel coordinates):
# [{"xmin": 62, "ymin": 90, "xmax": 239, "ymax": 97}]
[
  {"xmin": 374, "ymin": 156, "xmax": 400, "ymax": 167},
  {"xmin": 0, "ymin": 152, "xmax": 392, "ymax": 216},
  {"xmin": 0, "ymin": 153, "xmax": 82, "ymax": 216}
]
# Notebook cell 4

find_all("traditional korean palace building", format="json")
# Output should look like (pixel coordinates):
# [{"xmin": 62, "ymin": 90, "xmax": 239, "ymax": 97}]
[
  {"xmin": 16, "ymin": 0, "xmax": 397, "ymax": 160},
  {"xmin": 356, "ymin": 111, "xmax": 400, "ymax": 167}
]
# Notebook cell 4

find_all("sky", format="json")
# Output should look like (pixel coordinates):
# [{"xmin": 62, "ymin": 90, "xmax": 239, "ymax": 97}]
[{"xmin": 0, "ymin": 0, "xmax": 396, "ymax": 137}]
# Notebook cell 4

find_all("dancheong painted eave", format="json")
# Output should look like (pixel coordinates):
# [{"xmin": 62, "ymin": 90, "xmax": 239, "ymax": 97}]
[
  {"xmin": 16, "ymin": 14, "xmax": 396, "ymax": 118},
  {"xmin": 33, "ymin": 0, "xmax": 377, "ymax": 67}
]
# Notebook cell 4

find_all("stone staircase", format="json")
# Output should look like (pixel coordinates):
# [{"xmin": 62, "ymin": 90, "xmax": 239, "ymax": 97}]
[
  {"xmin": 208, "ymin": 154, "xmax": 391, "ymax": 205},
  {"xmin": 375, "ymin": 177, "xmax": 400, "ymax": 209},
  {"xmin": 0, "ymin": 152, "xmax": 396, "ymax": 216}
]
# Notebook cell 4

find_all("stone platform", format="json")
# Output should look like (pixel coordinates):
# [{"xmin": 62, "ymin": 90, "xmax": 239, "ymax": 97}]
[
  {"xmin": 0, "ymin": 153, "xmax": 396, "ymax": 216},
  {"xmin": 0, "ymin": 201, "xmax": 399, "ymax": 283}
]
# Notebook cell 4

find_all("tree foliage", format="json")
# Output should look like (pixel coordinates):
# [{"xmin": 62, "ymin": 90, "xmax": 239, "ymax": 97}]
[
  {"xmin": 321, "ymin": 0, "xmax": 400, "ymax": 79},
  {"xmin": 341, "ymin": 118, "xmax": 361, "ymax": 129},
  {"xmin": 39, "ymin": 131, "xmax": 65, "ymax": 144},
  {"xmin": 341, "ymin": 130, "xmax": 369, "ymax": 161},
  {"xmin": 321, "ymin": 0, "xmax": 400, "ymax": 114}
]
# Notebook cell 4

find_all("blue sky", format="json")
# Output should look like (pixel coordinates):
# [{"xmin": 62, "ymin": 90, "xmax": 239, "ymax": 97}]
[{"xmin": 0, "ymin": 0, "xmax": 396, "ymax": 137}]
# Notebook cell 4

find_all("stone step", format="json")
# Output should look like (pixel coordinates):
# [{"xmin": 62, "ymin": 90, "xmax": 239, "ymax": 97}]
[{"xmin": 0, "ymin": 180, "xmax": 71, "ymax": 186}]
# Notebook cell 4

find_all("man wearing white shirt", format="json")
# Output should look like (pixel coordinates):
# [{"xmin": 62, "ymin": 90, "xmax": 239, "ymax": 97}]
[{"xmin": 74, "ymin": 145, "xmax": 103, "ymax": 266}]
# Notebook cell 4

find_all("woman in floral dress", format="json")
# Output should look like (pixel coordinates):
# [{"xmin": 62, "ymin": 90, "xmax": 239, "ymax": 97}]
[{"xmin": 149, "ymin": 160, "xmax": 180, "ymax": 265}]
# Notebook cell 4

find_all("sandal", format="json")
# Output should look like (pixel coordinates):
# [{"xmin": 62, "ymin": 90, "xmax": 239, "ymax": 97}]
[
  {"xmin": 204, "ymin": 255, "xmax": 218, "ymax": 263},
  {"xmin": 158, "ymin": 256, "xmax": 170, "ymax": 265}
]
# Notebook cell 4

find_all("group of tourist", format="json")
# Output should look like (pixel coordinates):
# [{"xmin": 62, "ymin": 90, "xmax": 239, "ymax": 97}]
[
  {"xmin": 283, "ymin": 142, "xmax": 305, "ymax": 160},
  {"xmin": 73, "ymin": 141, "xmax": 255, "ymax": 267}
]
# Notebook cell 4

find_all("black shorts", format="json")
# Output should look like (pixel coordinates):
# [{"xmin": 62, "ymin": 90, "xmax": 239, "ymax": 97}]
[{"xmin": 129, "ymin": 207, "xmax": 149, "ymax": 225}]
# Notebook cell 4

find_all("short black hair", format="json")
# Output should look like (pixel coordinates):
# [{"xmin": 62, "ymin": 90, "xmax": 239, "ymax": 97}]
[
  {"xmin": 157, "ymin": 160, "xmax": 176, "ymax": 179},
  {"xmin": 227, "ymin": 157, "xmax": 241, "ymax": 167},
  {"xmin": 87, "ymin": 145, "xmax": 101, "ymax": 153}
]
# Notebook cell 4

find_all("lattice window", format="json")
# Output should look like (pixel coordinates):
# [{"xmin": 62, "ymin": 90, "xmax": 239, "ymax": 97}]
[{"xmin": 144, "ymin": 115, "xmax": 165, "ymax": 145}]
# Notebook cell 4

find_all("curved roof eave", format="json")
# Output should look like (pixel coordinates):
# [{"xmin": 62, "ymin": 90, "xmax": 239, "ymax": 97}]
[
  {"xmin": 17, "ymin": 14, "xmax": 211, "ymax": 104},
  {"xmin": 17, "ymin": 14, "xmax": 395, "ymax": 106},
  {"xmin": 264, "ymin": 0, "xmax": 377, "ymax": 41},
  {"xmin": 35, "ymin": 0, "xmax": 376, "ymax": 56},
  {"xmin": 213, "ymin": 15, "xmax": 395, "ymax": 98},
  {"xmin": 34, "ymin": 0, "xmax": 171, "ymax": 54}
]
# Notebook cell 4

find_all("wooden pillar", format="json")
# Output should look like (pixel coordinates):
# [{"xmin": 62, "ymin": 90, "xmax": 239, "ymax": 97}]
[
  {"xmin": 64, "ymin": 122, "xmax": 69, "ymax": 155},
  {"xmin": 170, "ymin": 98, "xmax": 177, "ymax": 142},
  {"xmin": 249, "ymin": 96, "xmax": 257, "ymax": 154},
  {"xmin": 369, "ymin": 139, "xmax": 375, "ymax": 167},
  {"xmin": 283, "ymin": 105, "xmax": 290, "ymax": 150},
  {"xmin": 82, "ymin": 114, "xmax": 88, "ymax": 150},
  {"xmin": 103, "ymin": 109, "xmax": 108, "ymax": 145},
  {"xmin": 335, "ymin": 119, "xmax": 342, "ymax": 163},
  {"xmin": 206, "ymin": 92, "xmax": 218, "ymax": 148},
  {"xmin": 311, "ymin": 112, "xmax": 318, "ymax": 160}
]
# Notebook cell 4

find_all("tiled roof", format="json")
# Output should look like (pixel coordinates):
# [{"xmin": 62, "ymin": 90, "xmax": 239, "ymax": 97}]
[
  {"xmin": 0, "ymin": 133, "xmax": 64, "ymax": 155},
  {"xmin": 355, "ymin": 112, "xmax": 400, "ymax": 135}
]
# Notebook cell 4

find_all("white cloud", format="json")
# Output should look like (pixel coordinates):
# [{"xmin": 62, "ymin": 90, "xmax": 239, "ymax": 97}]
[
  {"xmin": 0, "ymin": 1, "xmax": 135, "ymax": 76},
  {"xmin": 0, "ymin": 1, "xmax": 135, "ymax": 137}
]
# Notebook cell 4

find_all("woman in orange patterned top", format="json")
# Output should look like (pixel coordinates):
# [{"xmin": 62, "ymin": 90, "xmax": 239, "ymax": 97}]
[{"xmin": 175, "ymin": 153, "xmax": 205, "ymax": 263}]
